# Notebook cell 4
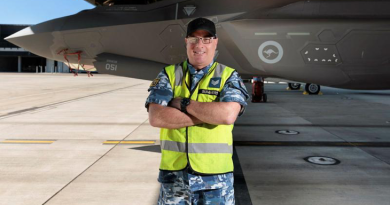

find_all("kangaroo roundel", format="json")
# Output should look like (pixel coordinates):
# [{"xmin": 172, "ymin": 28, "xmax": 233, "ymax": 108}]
[{"xmin": 258, "ymin": 41, "xmax": 284, "ymax": 64}]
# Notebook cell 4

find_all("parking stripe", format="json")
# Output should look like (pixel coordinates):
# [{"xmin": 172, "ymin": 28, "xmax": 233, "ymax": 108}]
[{"xmin": 1, "ymin": 140, "xmax": 55, "ymax": 144}]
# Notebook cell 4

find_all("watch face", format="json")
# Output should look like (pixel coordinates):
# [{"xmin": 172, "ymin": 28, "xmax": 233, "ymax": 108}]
[{"xmin": 181, "ymin": 98, "xmax": 190, "ymax": 113}]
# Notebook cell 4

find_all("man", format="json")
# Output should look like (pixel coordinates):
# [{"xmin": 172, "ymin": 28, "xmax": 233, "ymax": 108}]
[{"xmin": 146, "ymin": 17, "xmax": 249, "ymax": 205}]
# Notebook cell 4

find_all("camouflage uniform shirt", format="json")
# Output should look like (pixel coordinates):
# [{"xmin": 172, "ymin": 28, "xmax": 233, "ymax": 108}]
[{"xmin": 146, "ymin": 60, "xmax": 249, "ymax": 193}]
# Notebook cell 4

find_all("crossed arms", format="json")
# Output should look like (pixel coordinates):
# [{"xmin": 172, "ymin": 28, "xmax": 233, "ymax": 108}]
[{"xmin": 148, "ymin": 98, "xmax": 241, "ymax": 129}]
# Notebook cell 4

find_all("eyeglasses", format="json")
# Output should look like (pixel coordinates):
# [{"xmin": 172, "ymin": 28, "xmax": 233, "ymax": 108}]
[{"xmin": 186, "ymin": 37, "xmax": 216, "ymax": 44}]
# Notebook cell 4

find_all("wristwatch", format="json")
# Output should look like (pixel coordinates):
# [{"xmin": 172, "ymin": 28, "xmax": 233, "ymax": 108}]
[{"xmin": 180, "ymin": 98, "xmax": 191, "ymax": 114}]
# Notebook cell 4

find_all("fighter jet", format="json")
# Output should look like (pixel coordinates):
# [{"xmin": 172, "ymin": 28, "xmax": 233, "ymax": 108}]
[{"xmin": 6, "ymin": 0, "xmax": 390, "ymax": 94}]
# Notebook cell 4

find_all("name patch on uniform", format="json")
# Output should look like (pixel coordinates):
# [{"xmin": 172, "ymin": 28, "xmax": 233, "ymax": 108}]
[
  {"xmin": 209, "ymin": 77, "xmax": 221, "ymax": 88},
  {"xmin": 199, "ymin": 89, "xmax": 220, "ymax": 96},
  {"xmin": 150, "ymin": 78, "xmax": 160, "ymax": 87}
]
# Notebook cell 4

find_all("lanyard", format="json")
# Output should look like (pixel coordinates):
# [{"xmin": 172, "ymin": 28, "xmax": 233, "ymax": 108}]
[{"xmin": 183, "ymin": 62, "xmax": 217, "ymax": 99}]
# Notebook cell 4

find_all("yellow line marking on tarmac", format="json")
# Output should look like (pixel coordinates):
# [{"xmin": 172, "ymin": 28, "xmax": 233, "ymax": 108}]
[
  {"xmin": 1, "ymin": 140, "xmax": 55, "ymax": 144},
  {"xmin": 103, "ymin": 140, "xmax": 156, "ymax": 145}
]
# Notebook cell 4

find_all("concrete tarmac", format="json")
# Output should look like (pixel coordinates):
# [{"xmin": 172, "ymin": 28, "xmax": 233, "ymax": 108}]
[{"xmin": 0, "ymin": 73, "xmax": 389, "ymax": 205}]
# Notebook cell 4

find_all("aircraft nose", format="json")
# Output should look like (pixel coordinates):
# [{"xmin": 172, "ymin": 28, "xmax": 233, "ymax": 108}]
[{"xmin": 5, "ymin": 18, "xmax": 67, "ymax": 59}]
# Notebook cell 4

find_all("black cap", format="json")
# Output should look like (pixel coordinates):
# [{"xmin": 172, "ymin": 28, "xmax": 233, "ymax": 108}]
[{"xmin": 186, "ymin": 18, "xmax": 216, "ymax": 38}]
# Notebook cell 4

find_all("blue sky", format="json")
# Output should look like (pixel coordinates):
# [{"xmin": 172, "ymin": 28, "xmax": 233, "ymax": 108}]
[{"xmin": 0, "ymin": 0, "xmax": 95, "ymax": 25}]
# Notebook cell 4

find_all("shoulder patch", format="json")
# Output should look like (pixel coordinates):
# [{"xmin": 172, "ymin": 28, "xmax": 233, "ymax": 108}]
[
  {"xmin": 150, "ymin": 78, "xmax": 160, "ymax": 87},
  {"xmin": 240, "ymin": 81, "xmax": 245, "ymax": 88}
]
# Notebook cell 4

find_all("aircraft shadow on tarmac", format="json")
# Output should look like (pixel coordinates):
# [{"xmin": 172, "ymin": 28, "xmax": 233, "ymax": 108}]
[
  {"xmin": 129, "ymin": 145, "xmax": 161, "ymax": 153},
  {"xmin": 355, "ymin": 92, "xmax": 390, "ymax": 96}
]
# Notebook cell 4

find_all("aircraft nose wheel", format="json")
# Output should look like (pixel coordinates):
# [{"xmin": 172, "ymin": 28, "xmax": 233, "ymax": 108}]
[
  {"xmin": 288, "ymin": 83, "xmax": 301, "ymax": 90},
  {"xmin": 305, "ymin": 83, "xmax": 321, "ymax": 95}
]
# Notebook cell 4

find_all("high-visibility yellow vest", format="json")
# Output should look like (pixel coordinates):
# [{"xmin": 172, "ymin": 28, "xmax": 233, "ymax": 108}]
[{"xmin": 160, "ymin": 61, "xmax": 236, "ymax": 174}]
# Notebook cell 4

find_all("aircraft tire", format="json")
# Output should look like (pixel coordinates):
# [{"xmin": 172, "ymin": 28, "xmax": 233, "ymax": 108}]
[
  {"xmin": 305, "ymin": 83, "xmax": 321, "ymax": 95},
  {"xmin": 288, "ymin": 83, "xmax": 301, "ymax": 90},
  {"xmin": 263, "ymin": 93, "xmax": 267, "ymax": 102}
]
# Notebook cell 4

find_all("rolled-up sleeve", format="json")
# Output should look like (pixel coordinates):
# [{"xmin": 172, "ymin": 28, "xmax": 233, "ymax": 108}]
[
  {"xmin": 145, "ymin": 69, "xmax": 174, "ymax": 110},
  {"xmin": 220, "ymin": 71, "xmax": 249, "ymax": 116}
]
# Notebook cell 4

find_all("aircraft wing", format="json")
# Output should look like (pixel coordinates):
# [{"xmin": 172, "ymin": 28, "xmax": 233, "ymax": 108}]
[
  {"xmin": 7, "ymin": 0, "xmax": 390, "ymax": 90},
  {"xmin": 84, "ymin": 0, "xmax": 96, "ymax": 6},
  {"xmin": 83, "ymin": 0, "xmax": 168, "ymax": 6}
]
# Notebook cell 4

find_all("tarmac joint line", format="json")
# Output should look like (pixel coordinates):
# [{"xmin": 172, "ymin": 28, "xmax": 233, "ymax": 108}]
[
  {"xmin": 0, "ymin": 84, "xmax": 144, "ymax": 120},
  {"xmin": 41, "ymin": 118, "xmax": 150, "ymax": 205}
]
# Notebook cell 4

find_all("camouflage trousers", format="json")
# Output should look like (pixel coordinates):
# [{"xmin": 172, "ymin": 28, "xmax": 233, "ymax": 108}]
[{"xmin": 157, "ymin": 173, "xmax": 235, "ymax": 205}]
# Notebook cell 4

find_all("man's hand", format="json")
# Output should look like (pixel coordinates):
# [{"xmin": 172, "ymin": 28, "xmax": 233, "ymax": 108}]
[{"xmin": 168, "ymin": 97, "xmax": 182, "ymax": 110}]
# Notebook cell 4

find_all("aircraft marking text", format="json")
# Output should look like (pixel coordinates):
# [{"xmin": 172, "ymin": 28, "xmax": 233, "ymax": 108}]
[{"xmin": 105, "ymin": 60, "xmax": 118, "ymax": 71}]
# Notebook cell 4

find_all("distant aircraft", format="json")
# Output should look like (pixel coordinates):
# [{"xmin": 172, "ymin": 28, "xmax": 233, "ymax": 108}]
[{"xmin": 6, "ymin": 0, "xmax": 390, "ymax": 94}]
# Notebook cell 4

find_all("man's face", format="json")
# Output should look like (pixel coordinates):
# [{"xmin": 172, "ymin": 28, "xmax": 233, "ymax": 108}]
[{"xmin": 185, "ymin": 30, "xmax": 218, "ymax": 70}]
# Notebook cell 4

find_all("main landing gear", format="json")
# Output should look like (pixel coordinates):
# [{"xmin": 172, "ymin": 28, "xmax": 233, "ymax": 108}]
[
  {"xmin": 304, "ymin": 83, "xmax": 321, "ymax": 95},
  {"xmin": 287, "ymin": 83, "xmax": 322, "ymax": 95}
]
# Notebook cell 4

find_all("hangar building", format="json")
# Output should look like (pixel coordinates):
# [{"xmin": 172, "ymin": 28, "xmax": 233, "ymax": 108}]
[{"xmin": 0, "ymin": 24, "xmax": 69, "ymax": 73}]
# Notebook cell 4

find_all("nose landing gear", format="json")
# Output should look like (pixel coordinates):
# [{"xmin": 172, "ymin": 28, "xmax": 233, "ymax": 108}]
[{"xmin": 287, "ymin": 83, "xmax": 302, "ymax": 90}]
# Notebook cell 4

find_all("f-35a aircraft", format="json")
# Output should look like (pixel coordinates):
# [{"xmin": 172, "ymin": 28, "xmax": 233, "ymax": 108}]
[{"xmin": 6, "ymin": 0, "xmax": 390, "ymax": 94}]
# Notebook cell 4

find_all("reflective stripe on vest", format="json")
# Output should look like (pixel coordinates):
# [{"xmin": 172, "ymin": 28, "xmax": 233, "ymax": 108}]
[
  {"xmin": 174, "ymin": 63, "xmax": 183, "ymax": 86},
  {"xmin": 161, "ymin": 140, "xmax": 233, "ymax": 154}
]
